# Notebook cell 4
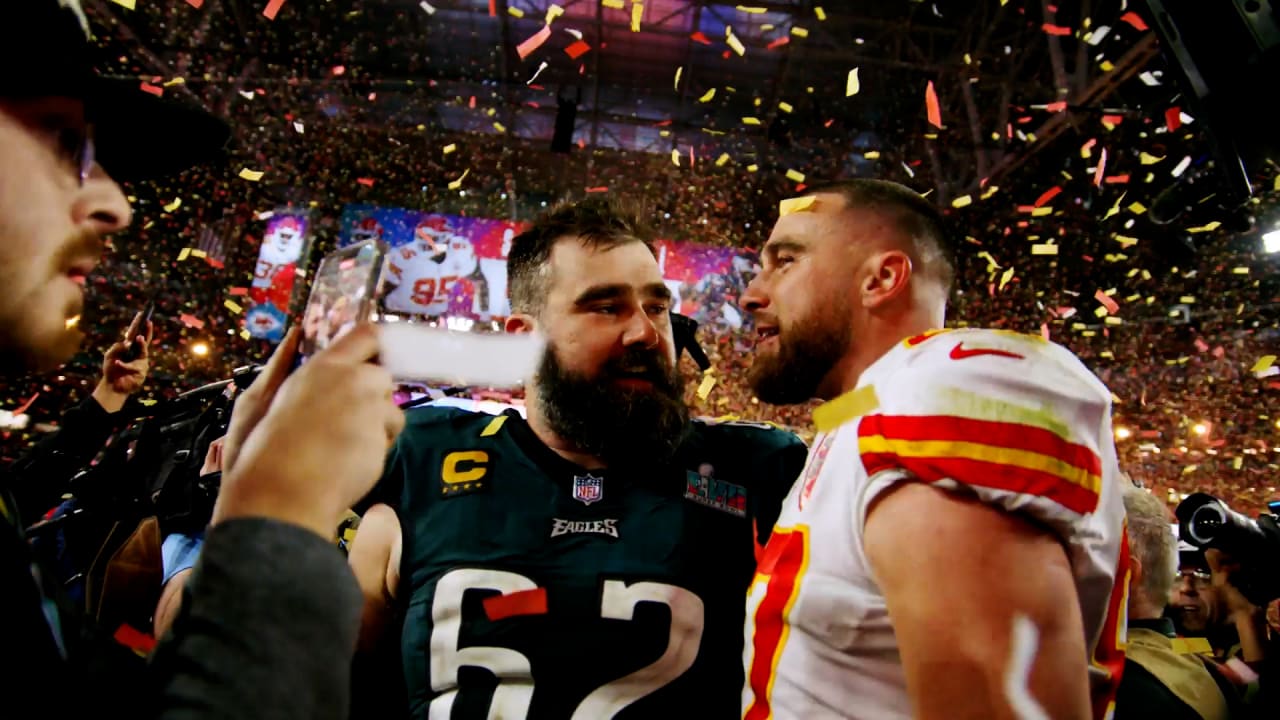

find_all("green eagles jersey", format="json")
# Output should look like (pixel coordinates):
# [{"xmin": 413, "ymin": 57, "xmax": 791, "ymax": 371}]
[{"xmin": 373, "ymin": 405, "xmax": 807, "ymax": 720}]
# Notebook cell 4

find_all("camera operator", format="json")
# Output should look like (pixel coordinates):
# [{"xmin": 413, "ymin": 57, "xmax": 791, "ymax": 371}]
[
  {"xmin": 2, "ymin": 3, "xmax": 402, "ymax": 719},
  {"xmin": 6, "ymin": 311, "xmax": 152, "ymax": 521},
  {"xmin": 1202, "ymin": 549, "xmax": 1273, "ymax": 693}
]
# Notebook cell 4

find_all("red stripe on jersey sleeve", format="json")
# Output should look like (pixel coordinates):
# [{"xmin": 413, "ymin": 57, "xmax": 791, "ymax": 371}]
[
  {"xmin": 860, "ymin": 451, "xmax": 1100, "ymax": 515},
  {"xmin": 860, "ymin": 414, "xmax": 1102, "ymax": 477}
]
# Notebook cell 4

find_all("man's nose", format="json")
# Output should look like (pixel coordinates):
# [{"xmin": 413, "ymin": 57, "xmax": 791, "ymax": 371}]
[
  {"xmin": 741, "ymin": 276, "xmax": 769, "ymax": 314},
  {"xmin": 622, "ymin": 308, "xmax": 660, "ymax": 348}
]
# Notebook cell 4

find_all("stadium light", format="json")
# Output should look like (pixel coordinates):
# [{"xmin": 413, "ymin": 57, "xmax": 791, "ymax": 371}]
[
  {"xmin": 191, "ymin": 341, "xmax": 209, "ymax": 357},
  {"xmin": 1114, "ymin": 426, "xmax": 1132, "ymax": 440},
  {"xmin": 1192, "ymin": 422, "xmax": 1208, "ymax": 436},
  {"xmin": 1264, "ymin": 229, "xmax": 1280, "ymax": 254}
]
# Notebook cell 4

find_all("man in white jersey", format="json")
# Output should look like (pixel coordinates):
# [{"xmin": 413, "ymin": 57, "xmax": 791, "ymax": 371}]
[
  {"xmin": 739, "ymin": 179, "xmax": 1128, "ymax": 720},
  {"xmin": 383, "ymin": 217, "xmax": 481, "ymax": 317}
]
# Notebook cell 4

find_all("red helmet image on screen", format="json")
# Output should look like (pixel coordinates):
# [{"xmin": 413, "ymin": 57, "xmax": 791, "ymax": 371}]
[{"xmin": 351, "ymin": 216, "xmax": 384, "ymax": 244}]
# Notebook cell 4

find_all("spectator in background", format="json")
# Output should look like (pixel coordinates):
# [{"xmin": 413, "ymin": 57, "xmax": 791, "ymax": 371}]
[{"xmin": 1115, "ymin": 486, "xmax": 1234, "ymax": 719}]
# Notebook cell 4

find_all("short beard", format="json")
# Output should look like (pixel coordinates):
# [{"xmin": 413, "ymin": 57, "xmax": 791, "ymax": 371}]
[
  {"xmin": 749, "ymin": 301, "xmax": 852, "ymax": 405},
  {"xmin": 536, "ymin": 344, "xmax": 690, "ymax": 468}
]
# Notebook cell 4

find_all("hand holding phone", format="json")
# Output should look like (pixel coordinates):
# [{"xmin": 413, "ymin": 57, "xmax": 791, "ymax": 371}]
[{"xmin": 120, "ymin": 300, "xmax": 156, "ymax": 362}]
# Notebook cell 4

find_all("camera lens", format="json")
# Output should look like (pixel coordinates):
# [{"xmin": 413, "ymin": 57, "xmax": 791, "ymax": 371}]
[{"xmin": 1188, "ymin": 503, "xmax": 1227, "ymax": 545}]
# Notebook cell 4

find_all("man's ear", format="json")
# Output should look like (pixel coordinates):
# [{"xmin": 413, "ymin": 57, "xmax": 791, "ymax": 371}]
[
  {"xmin": 859, "ymin": 249, "xmax": 913, "ymax": 309},
  {"xmin": 505, "ymin": 313, "xmax": 537, "ymax": 335}
]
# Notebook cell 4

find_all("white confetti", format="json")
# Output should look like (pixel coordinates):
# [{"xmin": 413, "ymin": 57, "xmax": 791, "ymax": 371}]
[
  {"xmin": 1138, "ymin": 71, "xmax": 1161, "ymax": 86},
  {"xmin": 238, "ymin": 90, "xmax": 255, "ymax": 100},
  {"xmin": 527, "ymin": 60, "xmax": 549, "ymax": 85},
  {"xmin": 564, "ymin": 28, "xmax": 583, "ymax": 40},
  {"xmin": 293, "ymin": 120, "xmax": 304, "ymax": 133},
  {"xmin": 1171, "ymin": 155, "xmax": 1192, "ymax": 177},
  {"xmin": 1086, "ymin": 25, "xmax": 1110, "ymax": 45},
  {"xmin": 418, "ymin": 0, "xmax": 436, "ymax": 13}
]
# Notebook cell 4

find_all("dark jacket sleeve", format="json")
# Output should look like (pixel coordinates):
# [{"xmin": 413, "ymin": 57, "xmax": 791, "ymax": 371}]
[
  {"xmin": 148, "ymin": 518, "xmax": 363, "ymax": 720},
  {"xmin": 3, "ymin": 395, "xmax": 122, "ymax": 522},
  {"xmin": 1113, "ymin": 660, "xmax": 1204, "ymax": 720}
]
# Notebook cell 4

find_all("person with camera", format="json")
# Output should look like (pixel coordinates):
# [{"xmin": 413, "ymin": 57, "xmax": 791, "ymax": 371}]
[{"xmin": 2, "ymin": 3, "xmax": 402, "ymax": 718}]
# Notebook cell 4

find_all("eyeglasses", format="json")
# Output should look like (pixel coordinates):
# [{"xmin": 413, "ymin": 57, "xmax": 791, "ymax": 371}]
[
  {"xmin": 56, "ymin": 124, "xmax": 95, "ymax": 185},
  {"xmin": 1177, "ymin": 569, "xmax": 1211, "ymax": 587}
]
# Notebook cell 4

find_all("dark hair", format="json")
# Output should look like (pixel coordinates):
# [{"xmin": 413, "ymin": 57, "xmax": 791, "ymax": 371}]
[
  {"xmin": 508, "ymin": 196, "xmax": 656, "ymax": 314},
  {"xmin": 804, "ymin": 178, "xmax": 955, "ymax": 291}
]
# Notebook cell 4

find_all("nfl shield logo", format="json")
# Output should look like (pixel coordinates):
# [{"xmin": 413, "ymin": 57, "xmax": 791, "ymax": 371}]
[{"xmin": 572, "ymin": 474, "xmax": 604, "ymax": 505}]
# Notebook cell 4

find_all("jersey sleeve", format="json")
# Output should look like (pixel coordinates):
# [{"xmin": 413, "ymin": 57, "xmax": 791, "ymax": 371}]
[
  {"xmin": 750, "ymin": 431, "xmax": 808, "ymax": 546},
  {"xmin": 852, "ymin": 333, "xmax": 1112, "ymax": 543}
]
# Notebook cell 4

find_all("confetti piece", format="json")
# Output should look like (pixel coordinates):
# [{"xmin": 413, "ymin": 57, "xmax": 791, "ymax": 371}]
[
  {"xmin": 262, "ymin": 0, "xmax": 286, "ymax": 20},
  {"xmin": 239, "ymin": 168, "xmax": 265, "ymax": 182},
  {"xmin": 1128, "ymin": 201, "xmax": 1147, "ymax": 214},
  {"xmin": 1095, "ymin": 289, "xmax": 1120, "ymax": 314},
  {"xmin": 726, "ymin": 27, "xmax": 746, "ymax": 56},
  {"xmin": 189, "ymin": 249, "xmax": 207, "ymax": 259},
  {"xmin": 1187, "ymin": 221, "xmax": 1221, "ymax": 233},
  {"xmin": 186, "ymin": 0, "xmax": 204, "ymax": 7},
  {"xmin": 999, "ymin": 267, "xmax": 1015, "ymax": 291},
  {"xmin": 527, "ymin": 61, "xmax": 549, "ymax": 85},
  {"xmin": 493, "ymin": 122, "xmax": 506, "ymax": 133},
  {"xmin": 690, "ymin": 31, "xmax": 711, "ymax": 45},
  {"xmin": 1080, "ymin": 138, "xmax": 1096, "ymax": 158},
  {"xmin": 1094, "ymin": 147, "xmax": 1107, "ymax": 186},
  {"xmin": 229, "ymin": 287, "xmax": 249, "ymax": 296},
  {"xmin": 163, "ymin": 198, "xmax": 182, "ymax": 213},
  {"xmin": 1031, "ymin": 244, "xmax": 1058, "ymax": 255},
  {"xmin": 1251, "ymin": 355, "xmax": 1276, "ymax": 374},
  {"xmin": 1139, "ymin": 152, "xmax": 1165, "ymax": 165},
  {"xmin": 1033, "ymin": 186, "xmax": 1062, "ymax": 208},
  {"xmin": 179, "ymin": 314, "xmax": 206, "ymax": 329},
  {"xmin": 65, "ymin": 316, "xmax": 79, "ymax": 330},
  {"xmin": 240, "ymin": 329, "xmax": 251, "ymax": 341},
  {"xmin": 813, "ymin": 384, "xmax": 880, "ymax": 432},
  {"xmin": 785, "ymin": 169, "xmax": 806, "ymax": 183},
  {"xmin": 673, "ymin": 67, "xmax": 682, "ymax": 91},
  {"xmin": 1042, "ymin": 23, "xmax": 1072, "ymax": 36},
  {"xmin": 951, "ymin": 195, "xmax": 973, "ymax": 208},
  {"xmin": 1099, "ymin": 60, "xmax": 1115, "ymax": 72},
  {"xmin": 1114, "ymin": 235, "xmax": 1139, "ymax": 248},
  {"xmin": 791, "ymin": 27, "xmax": 809, "ymax": 38},
  {"xmin": 847, "ymin": 67, "xmax": 861, "ymax": 96},
  {"xmin": 815, "ymin": 6, "xmax": 826, "ymax": 20},
  {"xmin": 545, "ymin": 3, "xmax": 564, "ymax": 24},
  {"xmin": 746, "ymin": 164, "xmax": 759, "ymax": 172},
  {"xmin": 443, "ymin": 143, "xmax": 457, "ymax": 155},
  {"xmin": 585, "ymin": 186, "xmax": 609, "ymax": 193},
  {"xmin": 696, "ymin": 373, "xmax": 717, "ymax": 400},
  {"xmin": 140, "ymin": 82, "xmax": 164, "ymax": 97},
  {"xmin": 1120, "ymin": 11, "xmax": 1148, "ymax": 31},
  {"xmin": 778, "ymin": 101, "xmax": 793, "ymax": 113},
  {"xmin": 1040, "ymin": 323, "xmax": 1050, "ymax": 340},
  {"xmin": 697, "ymin": 88, "xmax": 717, "ymax": 103},
  {"xmin": 1165, "ymin": 106, "xmax": 1182, "ymax": 132},
  {"xmin": 779, "ymin": 195, "xmax": 817, "ymax": 216},
  {"xmin": 737, "ymin": 5, "xmax": 767, "ymax": 12},
  {"xmin": 111, "ymin": 0, "xmax": 136, "ymax": 8},
  {"xmin": 565, "ymin": 39, "xmax": 591, "ymax": 59},
  {"xmin": 517, "ymin": 24, "xmax": 553, "ymax": 60},
  {"xmin": 507, "ymin": 6, "xmax": 524, "ymax": 18},
  {"xmin": 631, "ymin": 2, "xmax": 643, "ymax": 31},
  {"xmin": 419, "ymin": 1, "xmax": 436, "ymax": 13},
  {"xmin": 742, "ymin": 116, "xmax": 761, "ymax": 125},
  {"xmin": 293, "ymin": 120, "xmax": 304, "ymax": 133},
  {"xmin": 766, "ymin": 36, "xmax": 790, "ymax": 50},
  {"xmin": 925, "ymin": 81, "xmax": 942, "ymax": 129},
  {"xmin": 1233, "ymin": 456, "xmax": 1244, "ymax": 470},
  {"xmin": 224, "ymin": 299, "xmax": 243, "ymax": 314},
  {"xmin": 671, "ymin": 148, "xmax": 681, "ymax": 166},
  {"xmin": 1031, "ymin": 206, "xmax": 1053, "ymax": 217},
  {"xmin": 1232, "ymin": 267, "xmax": 1250, "ymax": 275},
  {"xmin": 863, "ymin": 150, "xmax": 881, "ymax": 160},
  {"xmin": 447, "ymin": 168, "xmax": 470, "ymax": 190}
]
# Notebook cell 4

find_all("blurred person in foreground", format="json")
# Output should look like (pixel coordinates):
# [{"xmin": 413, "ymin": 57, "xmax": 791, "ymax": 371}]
[
  {"xmin": 1115, "ymin": 486, "xmax": 1235, "ymax": 719},
  {"xmin": 739, "ymin": 179, "xmax": 1128, "ymax": 719},
  {"xmin": 348, "ymin": 197, "xmax": 807, "ymax": 718},
  {"xmin": 0, "ymin": 3, "xmax": 402, "ymax": 717}
]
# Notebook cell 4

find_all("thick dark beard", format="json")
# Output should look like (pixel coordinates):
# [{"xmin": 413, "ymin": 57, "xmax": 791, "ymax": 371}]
[
  {"xmin": 749, "ymin": 302, "xmax": 852, "ymax": 405},
  {"xmin": 536, "ymin": 345, "xmax": 690, "ymax": 469}
]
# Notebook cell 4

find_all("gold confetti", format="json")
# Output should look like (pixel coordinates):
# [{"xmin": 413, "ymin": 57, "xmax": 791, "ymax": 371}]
[
  {"xmin": 736, "ymin": 5, "xmax": 767, "ymax": 12},
  {"xmin": 791, "ymin": 26, "xmax": 809, "ymax": 37},
  {"xmin": 726, "ymin": 27, "xmax": 746, "ymax": 56},
  {"xmin": 1128, "ymin": 201, "xmax": 1147, "ymax": 214},
  {"xmin": 224, "ymin": 299, "xmax": 243, "ymax": 314},
  {"xmin": 545, "ymin": 3, "xmax": 564, "ymax": 24},
  {"xmin": 671, "ymin": 148, "xmax": 681, "ymax": 166},
  {"xmin": 981, "ymin": 184, "xmax": 999, "ymax": 199},
  {"xmin": 742, "ymin": 116, "xmax": 761, "ymax": 125},
  {"xmin": 493, "ymin": 122, "xmax": 506, "ymax": 133},
  {"xmin": 507, "ymin": 6, "xmax": 524, "ymax": 17},
  {"xmin": 1031, "ymin": 206, "xmax": 1053, "ymax": 217},
  {"xmin": 1031, "ymin": 244, "xmax": 1058, "ymax": 255},
  {"xmin": 1251, "ymin": 355, "xmax": 1276, "ymax": 373},
  {"xmin": 238, "ymin": 168, "xmax": 265, "ymax": 181},
  {"xmin": 163, "ymin": 77, "xmax": 186, "ymax": 87},
  {"xmin": 1232, "ymin": 267, "xmax": 1250, "ymax": 275},
  {"xmin": 177, "ymin": 248, "xmax": 191, "ymax": 261},
  {"xmin": 1139, "ymin": 152, "xmax": 1165, "ymax": 165},
  {"xmin": 715, "ymin": 153, "xmax": 731, "ymax": 166},
  {"xmin": 1100, "ymin": 60, "xmax": 1115, "ymax": 72},
  {"xmin": 674, "ymin": 67, "xmax": 682, "ymax": 91},
  {"xmin": 779, "ymin": 195, "xmax": 817, "ymax": 216},
  {"xmin": 447, "ymin": 168, "xmax": 470, "ymax": 190},
  {"xmin": 778, "ymin": 101, "xmax": 793, "ymax": 113},
  {"xmin": 1114, "ymin": 235, "xmax": 1139, "ymax": 248},
  {"xmin": 240, "ymin": 329, "xmax": 251, "ymax": 340},
  {"xmin": 190, "ymin": 249, "xmax": 207, "ymax": 259},
  {"xmin": 1105, "ymin": 316, "xmax": 1124, "ymax": 326},
  {"xmin": 65, "ymin": 315, "xmax": 80, "ymax": 330},
  {"xmin": 1233, "ymin": 456, "xmax": 1244, "ymax": 470},
  {"xmin": 163, "ymin": 197, "xmax": 182, "ymax": 212},
  {"xmin": 846, "ymin": 68, "xmax": 861, "ymax": 96},
  {"xmin": 785, "ymin": 169, "xmax": 806, "ymax": 183},
  {"xmin": 951, "ymin": 195, "xmax": 973, "ymax": 208},
  {"xmin": 813, "ymin": 384, "xmax": 880, "ymax": 432},
  {"xmin": 1186, "ymin": 221, "xmax": 1221, "ymax": 233},
  {"xmin": 999, "ymin": 267, "xmax": 1015, "ymax": 290},
  {"xmin": 815, "ymin": 6, "xmax": 826, "ymax": 20},
  {"xmin": 696, "ymin": 372, "xmax": 717, "ymax": 400},
  {"xmin": 699, "ymin": 88, "xmax": 716, "ymax": 102},
  {"xmin": 110, "ymin": 0, "xmax": 136, "ymax": 8},
  {"xmin": 863, "ymin": 150, "xmax": 880, "ymax": 159},
  {"xmin": 747, "ymin": 164, "xmax": 759, "ymax": 172},
  {"xmin": 443, "ymin": 143, "xmax": 457, "ymax": 154},
  {"xmin": 602, "ymin": 0, "xmax": 624, "ymax": 7}
]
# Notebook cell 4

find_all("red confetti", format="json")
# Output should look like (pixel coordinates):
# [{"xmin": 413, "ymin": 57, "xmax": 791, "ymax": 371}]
[
  {"xmin": 690, "ymin": 31, "xmax": 712, "ymax": 45},
  {"xmin": 1094, "ymin": 147, "xmax": 1107, "ymax": 187},
  {"xmin": 824, "ymin": 119, "xmax": 834, "ymax": 128},
  {"xmin": 1165, "ymin": 106, "xmax": 1182, "ymax": 132},
  {"xmin": 1213, "ymin": 346, "xmax": 1226, "ymax": 358},
  {"xmin": 139, "ymin": 82, "xmax": 164, "ymax": 97},
  {"xmin": 1095, "ymin": 289, "xmax": 1120, "ymax": 314},
  {"xmin": 186, "ymin": 0, "xmax": 204, "ymax": 7},
  {"xmin": 1194, "ymin": 338, "xmax": 1210, "ymax": 353},
  {"xmin": 262, "ymin": 0, "xmax": 286, "ymax": 20},
  {"xmin": 1103, "ymin": 174, "xmax": 1130, "ymax": 184},
  {"xmin": 1040, "ymin": 323, "xmax": 1051, "ymax": 341},
  {"xmin": 483, "ymin": 588, "xmax": 547, "ymax": 621},
  {"xmin": 469, "ymin": 96, "xmax": 476, "ymax": 109},
  {"xmin": 1120, "ymin": 11, "xmax": 1148, "ymax": 31},
  {"xmin": 925, "ymin": 81, "xmax": 942, "ymax": 129},
  {"xmin": 113, "ymin": 624, "xmax": 156, "ymax": 656},
  {"xmin": 585, "ymin": 186, "xmax": 609, "ymax": 193},
  {"xmin": 332, "ymin": 65, "xmax": 346, "ymax": 76},
  {"xmin": 654, "ymin": 119, "xmax": 672, "ymax": 127},
  {"xmin": 1034, "ymin": 186, "xmax": 1062, "ymax": 208},
  {"xmin": 1044, "ymin": 101, "xmax": 1067, "ymax": 113},
  {"xmin": 1016, "ymin": 205, "xmax": 1037, "ymax": 213},
  {"xmin": 13, "ymin": 393, "xmax": 40, "ymax": 416},
  {"xmin": 207, "ymin": 257, "xmax": 224, "ymax": 270},
  {"xmin": 517, "ymin": 25, "xmax": 553, "ymax": 61},
  {"xmin": 488, "ymin": 0, "xmax": 496, "ymax": 17},
  {"xmin": 228, "ymin": 287, "xmax": 249, "ymax": 296},
  {"xmin": 1042, "ymin": 23, "xmax": 1073, "ymax": 36},
  {"xmin": 767, "ymin": 36, "xmax": 790, "ymax": 50},
  {"xmin": 179, "ymin": 314, "xmax": 206, "ymax": 329},
  {"xmin": 565, "ymin": 40, "xmax": 592, "ymax": 59},
  {"xmin": 356, "ymin": 177, "xmax": 375, "ymax": 187}
]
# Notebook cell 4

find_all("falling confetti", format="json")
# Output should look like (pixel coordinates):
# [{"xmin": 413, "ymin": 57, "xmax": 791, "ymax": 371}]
[
  {"xmin": 846, "ymin": 67, "xmax": 861, "ymax": 96},
  {"xmin": 517, "ymin": 25, "xmax": 553, "ymax": 60},
  {"xmin": 238, "ymin": 168, "xmax": 265, "ymax": 182},
  {"xmin": 779, "ymin": 196, "xmax": 817, "ymax": 216},
  {"xmin": 262, "ymin": 0, "xmax": 287, "ymax": 20},
  {"xmin": 925, "ymin": 81, "xmax": 942, "ymax": 128}
]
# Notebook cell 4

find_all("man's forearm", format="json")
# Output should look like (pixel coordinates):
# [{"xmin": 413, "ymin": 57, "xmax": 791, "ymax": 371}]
[{"xmin": 1234, "ymin": 609, "xmax": 1269, "ymax": 664}]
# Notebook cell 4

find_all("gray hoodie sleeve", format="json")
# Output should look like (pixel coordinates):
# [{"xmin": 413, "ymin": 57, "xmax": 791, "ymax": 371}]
[{"xmin": 148, "ymin": 518, "xmax": 362, "ymax": 720}]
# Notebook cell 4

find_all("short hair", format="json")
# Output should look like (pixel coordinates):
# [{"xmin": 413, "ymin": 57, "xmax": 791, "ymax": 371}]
[
  {"xmin": 1122, "ymin": 485, "xmax": 1178, "ymax": 612},
  {"xmin": 507, "ymin": 196, "xmax": 656, "ymax": 315},
  {"xmin": 803, "ymin": 178, "xmax": 954, "ymax": 292}
]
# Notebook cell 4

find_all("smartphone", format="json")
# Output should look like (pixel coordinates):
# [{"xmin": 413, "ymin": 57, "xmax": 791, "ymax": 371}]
[
  {"xmin": 120, "ymin": 297, "xmax": 157, "ymax": 362},
  {"xmin": 294, "ymin": 239, "xmax": 386, "ymax": 368}
]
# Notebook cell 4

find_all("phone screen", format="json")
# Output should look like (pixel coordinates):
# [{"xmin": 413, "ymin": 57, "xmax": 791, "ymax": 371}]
[{"xmin": 295, "ymin": 239, "xmax": 386, "ymax": 367}]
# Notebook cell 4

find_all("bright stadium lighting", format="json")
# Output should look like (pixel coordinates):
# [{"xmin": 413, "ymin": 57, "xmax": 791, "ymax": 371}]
[
  {"xmin": 1264, "ymin": 229, "xmax": 1280, "ymax": 254},
  {"xmin": 1115, "ymin": 426, "xmax": 1132, "ymax": 440},
  {"xmin": 191, "ymin": 341, "xmax": 209, "ymax": 357},
  {"xmin": 1192, "ymin": 422, "xmax": 1208, "ymax": 436}
]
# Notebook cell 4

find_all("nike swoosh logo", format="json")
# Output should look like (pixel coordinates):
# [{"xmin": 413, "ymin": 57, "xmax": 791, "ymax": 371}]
[{"xmin": 949, "ymin": 342, "xmax": 1025, "ymax": 361}]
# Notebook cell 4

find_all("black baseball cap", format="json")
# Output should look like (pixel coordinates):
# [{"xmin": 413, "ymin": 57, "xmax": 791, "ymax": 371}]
[{"xmin": 2, "ymin": 0, "xmax": 230, "ymax": 180}]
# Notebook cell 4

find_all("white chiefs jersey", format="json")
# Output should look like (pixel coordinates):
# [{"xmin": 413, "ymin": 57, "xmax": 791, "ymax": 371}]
[
  {"xmin": 384, "ymin": 243, "xmax": 455, "ymax": 316},
  {"xmin": 743, "ymin": 328, "xmax": 1129, "ymax": 720}
]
